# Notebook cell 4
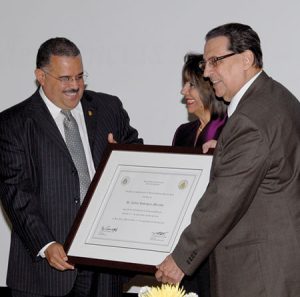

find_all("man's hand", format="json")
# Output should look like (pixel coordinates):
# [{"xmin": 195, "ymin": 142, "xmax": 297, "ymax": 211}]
[
  {"xmin": 108, "ymin": 133, "xmax": 117, "ymax": 144},
  {"xmin": 44, "ymin": 242, "xmax": 75, "ymax": 271},
  {"xmin": 155, "ymin": 255, "xmax": 184, "ymax": 284}
]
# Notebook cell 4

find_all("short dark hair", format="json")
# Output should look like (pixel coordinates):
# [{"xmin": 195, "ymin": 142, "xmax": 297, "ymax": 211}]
[
  {"xmin": 36, "ymin": 37, "xmax": 80, "ymax": 69},
  {"xmin": 206, "ymin": 23, "xmax": 263, "ymax": 68},
  {"xmin": 182, "ymin": 53, "xmax": 227, "ymax": 117}
]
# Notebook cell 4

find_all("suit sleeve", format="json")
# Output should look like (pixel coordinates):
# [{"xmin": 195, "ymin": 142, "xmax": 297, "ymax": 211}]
[
  {"xmin": 172, "ymin": 113, "xmax": 271, "ymax": 275},
  {"xmin": 0, "ymin": 114, "xmax": 55, "ymax": 260},
  {"xmin": 113, "ymin": 96, "xmax": 143, "ymax": 144}
]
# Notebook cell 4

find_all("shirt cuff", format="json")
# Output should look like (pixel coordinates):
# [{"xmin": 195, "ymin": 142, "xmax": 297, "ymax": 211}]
[{"xmin": 38, "ymin": 241, "xmax": 56, "ymax": 258}]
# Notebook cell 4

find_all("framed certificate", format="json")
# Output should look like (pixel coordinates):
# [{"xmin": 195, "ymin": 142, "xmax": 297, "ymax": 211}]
[{"xmin": 64, "ymin": 144, "xmax": 213, "ymax": 273}]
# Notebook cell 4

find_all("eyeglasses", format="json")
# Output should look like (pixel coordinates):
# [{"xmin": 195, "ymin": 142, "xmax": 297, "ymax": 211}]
[
  {"xmin": 43, "ymin": 70, "xmax": 88, "ymax": 84},
  {"xmin": 199, "ymin": 53, "xmax": 236, "ymax": 71}
]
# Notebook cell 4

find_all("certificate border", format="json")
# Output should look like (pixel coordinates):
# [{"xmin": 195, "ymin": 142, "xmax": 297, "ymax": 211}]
[{"xmin": 64, "ymin": 144, "xmax": 212, "ymax": 273}]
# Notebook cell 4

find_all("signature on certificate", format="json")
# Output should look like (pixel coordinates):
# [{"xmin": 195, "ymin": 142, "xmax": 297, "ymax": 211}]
[
  {"xmin": 101, "ymin": 226, "xmax": 118, "ymax": 233},
  {"xmin": 151, "ymin": 231, "xmax": 168, "ymax": 241}
]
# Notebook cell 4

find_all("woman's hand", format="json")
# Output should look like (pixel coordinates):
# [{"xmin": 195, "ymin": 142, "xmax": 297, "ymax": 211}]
[{"xmin": 202, "ymin": 139, "xmax": 217, "ymax": 153}]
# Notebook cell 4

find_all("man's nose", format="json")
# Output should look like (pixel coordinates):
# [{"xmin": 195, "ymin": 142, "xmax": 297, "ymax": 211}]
[
  {"xmin": 68, "ymin": 77, "xmax": 80, "ymax": 87},
  {"xmin": 203, "ymin": 64, "xmax": 211, "ymax": 78}
]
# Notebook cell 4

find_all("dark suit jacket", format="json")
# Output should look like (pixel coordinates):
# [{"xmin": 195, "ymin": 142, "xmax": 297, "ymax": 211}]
[
  {"xmin": 0, "ymin": 89, "xmax": 142, "ymax": 296},
  {"xmin": 172, "ymin": 71, "xmax": 300, "ymax": 297},
  {"xmin": 172, "ymin": 116, "xmax": 226, "ymax": 148}
]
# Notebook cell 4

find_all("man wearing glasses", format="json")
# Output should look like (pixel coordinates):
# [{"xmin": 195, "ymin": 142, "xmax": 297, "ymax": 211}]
[
  {"xmin": 156, "ymin": 23, "xmax": 300, "ymax": 297},
  {"xmin": 0, "ymin": 37, "xmax": 142, "ymax": 297}
]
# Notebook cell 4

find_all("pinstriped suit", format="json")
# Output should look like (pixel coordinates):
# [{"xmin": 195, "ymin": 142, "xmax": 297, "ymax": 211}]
[{"xmin": 0, "ymin": 89, "xmax": 142, "ymax": 296}]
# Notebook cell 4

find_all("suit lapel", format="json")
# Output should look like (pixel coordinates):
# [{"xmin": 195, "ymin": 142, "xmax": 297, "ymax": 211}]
[
  {"xmin": 81, "ymin": 93, "xmax": 98, "ymax": 162},
  {"xmin": 25, "ymin": 90, "xmax": 73, "ymax": 162},
  {"xmin": 235, "ymin": 71, "xmax": 269, "ymax": 112}
]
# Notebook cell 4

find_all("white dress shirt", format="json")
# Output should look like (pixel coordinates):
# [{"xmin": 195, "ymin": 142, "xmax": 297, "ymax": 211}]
[
  {"xmin": 227, "ymin": 70, "xmax": 262, "ymax": 117},
  {"xmin": 38, "ymin": 87, "xmax": 96, "ymax": 257}
]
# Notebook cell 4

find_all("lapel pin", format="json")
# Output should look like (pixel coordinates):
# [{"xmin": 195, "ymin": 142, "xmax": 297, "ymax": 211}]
[{"xmin": 88, "ymin": 110, "xmax": 93, "ymax": 116}]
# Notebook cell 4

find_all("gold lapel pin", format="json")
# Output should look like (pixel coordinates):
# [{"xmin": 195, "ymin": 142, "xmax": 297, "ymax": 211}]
[{"xmin": 88, "ymin": 110, "xmax": 93, "ymax": 116}]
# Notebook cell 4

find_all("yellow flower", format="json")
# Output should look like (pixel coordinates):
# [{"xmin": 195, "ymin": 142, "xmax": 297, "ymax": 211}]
[{"xmin": 139, "ymin": 284, "xmax": 187, "ymax": 297}]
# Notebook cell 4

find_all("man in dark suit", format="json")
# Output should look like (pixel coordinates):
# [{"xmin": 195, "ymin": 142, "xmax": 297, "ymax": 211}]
[
  {"xmin": 0, "ymin": 37, "xmax": 142, "ymax": 297},
  {"xmin": 155, "ymin": 23, "xmax": 300, "ymax": 297}
]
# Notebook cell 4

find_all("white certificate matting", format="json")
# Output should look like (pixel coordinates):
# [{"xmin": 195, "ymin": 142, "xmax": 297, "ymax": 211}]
[{"xmin": 65, "ymin": 145, "xmax": 212, "ymax": 271}]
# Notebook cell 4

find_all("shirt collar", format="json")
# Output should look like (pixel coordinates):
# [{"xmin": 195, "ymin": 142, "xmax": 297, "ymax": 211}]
[
  {"xmin": 227, "ymin": 70, "xmax": 262, "ymax": 117},
  {"xmin": 39, "ymin": 87, "xmax": 82, "ymax": 119}
]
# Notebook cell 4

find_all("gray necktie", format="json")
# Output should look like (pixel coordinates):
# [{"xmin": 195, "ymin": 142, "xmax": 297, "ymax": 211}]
[{"xmin": 61, "ymin": 110, "xmax": 91, "ymax": 203}]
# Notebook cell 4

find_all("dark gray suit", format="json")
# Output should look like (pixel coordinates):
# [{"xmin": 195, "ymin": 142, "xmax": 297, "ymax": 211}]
[
  {"xmin": 172, "ymin": 71, "xmax": 300, "ymax": 297},
  {"xmin": 0, "ymin": 89, "xmax": 142, "ymax": 296}
]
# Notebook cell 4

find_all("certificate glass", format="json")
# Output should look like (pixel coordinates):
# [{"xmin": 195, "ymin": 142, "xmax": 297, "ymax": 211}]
[{"xmin": 65, "ymin": 144, "xmax": 212, "ymax": 272}]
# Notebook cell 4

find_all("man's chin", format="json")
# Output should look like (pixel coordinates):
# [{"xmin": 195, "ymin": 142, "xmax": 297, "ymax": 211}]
[
  {"xmin": 214, "ymin": 89, "xmax": 224, "ymax": 99},
  {"xmin": 63, "ymin": 99, "xmax": 81, "ymax": 109}
]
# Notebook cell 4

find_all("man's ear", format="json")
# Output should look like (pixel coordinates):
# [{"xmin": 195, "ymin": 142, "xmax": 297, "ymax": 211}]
[
  {"xmin": 242, "ymin": 50, "xmax": 255, "ymax": 70},
  {"xmin": 35, "ymin": 68, "xmax": 45, "ymax": 86}
]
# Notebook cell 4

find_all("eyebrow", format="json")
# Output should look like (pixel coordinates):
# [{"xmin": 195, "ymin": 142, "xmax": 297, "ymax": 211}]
[{"xmin": 58, "ymin": 71, "xmax": 84, "ymax": 78}]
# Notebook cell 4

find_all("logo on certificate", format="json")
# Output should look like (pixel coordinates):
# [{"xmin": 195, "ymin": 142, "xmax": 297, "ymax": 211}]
[
  {"xmin": 178, "ymin": 179, "xmax": 188, "ymax": 190},
  {"xmin": 121, "ymin": 176, "xmax": 130, "ymax": 186}
]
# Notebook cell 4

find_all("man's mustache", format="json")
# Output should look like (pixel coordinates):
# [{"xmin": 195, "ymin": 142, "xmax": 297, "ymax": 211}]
[{"xmin": 63, "ymin": 88, "xmax": 79, "ymax": 93}]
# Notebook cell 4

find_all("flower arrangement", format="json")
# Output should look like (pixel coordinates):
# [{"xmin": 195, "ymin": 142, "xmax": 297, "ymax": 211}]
[{"xmin": 138, "ymin": 284, "xmax": 198, "ymax": 297}]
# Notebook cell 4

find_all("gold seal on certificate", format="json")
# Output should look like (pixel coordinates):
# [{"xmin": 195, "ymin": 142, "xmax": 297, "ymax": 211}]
[
  {"xmin": 121, "ymin": 176, "xmax": 130, "ymax": 186},
  {"xmin": 178, "ymin": 179, "xmax": 188, "ymax": 190}
]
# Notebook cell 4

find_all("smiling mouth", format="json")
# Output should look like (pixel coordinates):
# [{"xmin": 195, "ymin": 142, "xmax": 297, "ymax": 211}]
[
  {"xmin": 211, "ymin": 79, "xmax": 221, "ymax": 85},
  {"xmin": 185, "ymin": 98, "xmax": 195, "ymax": 105}
]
